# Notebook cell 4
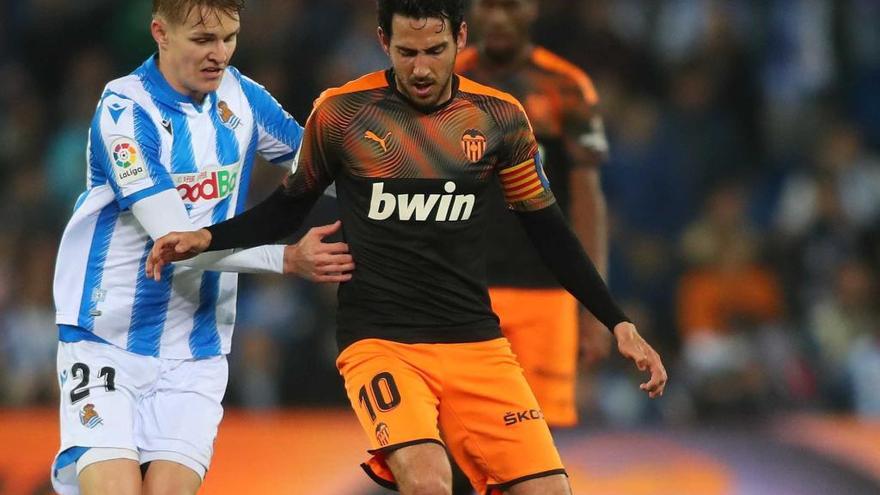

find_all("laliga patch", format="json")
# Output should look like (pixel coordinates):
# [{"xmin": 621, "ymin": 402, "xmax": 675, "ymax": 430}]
[{"xmin": 110, "ymin": 137, "xmax": 148, "ymax": 186}]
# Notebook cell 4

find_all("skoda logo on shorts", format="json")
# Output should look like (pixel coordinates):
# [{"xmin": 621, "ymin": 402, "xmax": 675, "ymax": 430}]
[{"xmin": 375, "ymin": 422, "xmax": 391, "ymax": 446}]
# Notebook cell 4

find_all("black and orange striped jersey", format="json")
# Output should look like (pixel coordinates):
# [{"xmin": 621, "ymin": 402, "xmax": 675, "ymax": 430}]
[
  {"xmin": 456, "ymin": 46, "xmax": 608, "ymax": 288},
  {"xmin": 283, "ymin": 69, "xmax": 555, "ymax": 350}
]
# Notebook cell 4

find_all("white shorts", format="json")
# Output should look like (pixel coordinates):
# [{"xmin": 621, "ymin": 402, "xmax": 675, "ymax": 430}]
[{"xmin": 51, "ymin": 340, "xmax": 228, "ymax": 495}]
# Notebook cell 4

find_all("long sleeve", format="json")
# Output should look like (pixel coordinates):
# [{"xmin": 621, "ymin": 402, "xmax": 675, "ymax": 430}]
[
  {"xmin": 131, "ymin": 189, "xmax": 285, "ymax": 273},
  {"xmin": 515, "ymin": 203, "xmax": 629, "ymax": 331},
  {"xmin": 205, "ymin": 186, "xmax": 322, "ymax": 251},
  {"xmin": 178, "ymin": 245, "xmax": 284, "ymax": 274}
]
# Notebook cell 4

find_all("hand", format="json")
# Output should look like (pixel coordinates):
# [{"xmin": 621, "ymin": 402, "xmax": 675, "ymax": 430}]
[
  {"xmin": 284, "ymin": 221, "xmax": 354, "ymax": 283},
  {"xmin": 613, "ymin": 321, "xmax": 667, "ymax": 399},
  {"xmin": 146, "ymin": 229, "xmax": 212, "ymax": 281},
  {"xmin": 579, "ymin": 312, "xmax": 612, "ymax": 368}
]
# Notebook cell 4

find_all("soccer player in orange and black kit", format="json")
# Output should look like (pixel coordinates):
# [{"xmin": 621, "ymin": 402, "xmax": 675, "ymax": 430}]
[{"xmin": 147, "ymin": 1, "xmax": 667, "ymax": 494}]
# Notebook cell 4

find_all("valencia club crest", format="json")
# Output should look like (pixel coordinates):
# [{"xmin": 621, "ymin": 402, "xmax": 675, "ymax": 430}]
[{"xmin": 461, "ymin": 129, "xmax": 487, "ymax": 163}]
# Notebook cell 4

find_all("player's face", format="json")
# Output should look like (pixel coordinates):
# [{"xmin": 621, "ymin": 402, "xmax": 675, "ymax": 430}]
[
  {"xmin": 471, "ymin": 0, "xmax": 536, "ymax": 60},
  {"xmin": 380, "ymin": 15, "xmax": 467, "ymax": 110},
  {"xmin": 152, "ymin": 7, "xmax": 240, "ymax": 101}
]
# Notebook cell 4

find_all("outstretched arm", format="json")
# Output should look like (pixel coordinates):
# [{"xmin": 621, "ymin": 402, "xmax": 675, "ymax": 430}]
[
  {"xmin": 132, "ymin": 189, "xmax": 293, "ymax": 275},
  {"xmin": 146, "ymin": 185, "xmax": 323, "ymax": 280},
  {"xmin": 208, "ymin": 186, "xmax": 323, "ymax": 250},
  {"xmin": 179, "ymin": 222, "xmax": 353, "ymax": 283},
  {"xmin": 516, "ymin": 204, "xmax": 668, "ymax": 398},
  {"xmin": 148, "ymin": 87, "xmax": 345, "ymax": 278}
]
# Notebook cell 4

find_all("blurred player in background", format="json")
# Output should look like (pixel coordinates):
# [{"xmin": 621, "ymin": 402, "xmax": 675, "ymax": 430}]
[
  {"xmin": 458, "ymin": 0, "xmax": 611, "ymax": 428},
  {"xmin": 147, "ymin": 0, "xmax": 666, "ymax": 493},
  {"xmin": 50, "ymin": 1, "xmax": 352, "ymax": 494}
]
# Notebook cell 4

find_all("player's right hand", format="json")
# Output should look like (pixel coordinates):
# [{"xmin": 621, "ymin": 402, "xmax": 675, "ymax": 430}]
[{"xmin": 147, "ymin": 229, "xmax": 212, "ymax": 281}]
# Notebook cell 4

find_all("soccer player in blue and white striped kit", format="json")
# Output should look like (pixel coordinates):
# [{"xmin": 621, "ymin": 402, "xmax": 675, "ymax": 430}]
[{"xmin": 51, "ymin": 2, "xmax": 353, "ymax": 494}]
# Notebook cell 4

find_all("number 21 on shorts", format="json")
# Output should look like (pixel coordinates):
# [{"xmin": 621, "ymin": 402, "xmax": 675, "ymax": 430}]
[
  {"xmin": 67, "ymin": 362, "xmax": 117, "ymax": 404},
  {"xmin": 358, "ymin": 372, "xmax": 401, "ymax": 422}
]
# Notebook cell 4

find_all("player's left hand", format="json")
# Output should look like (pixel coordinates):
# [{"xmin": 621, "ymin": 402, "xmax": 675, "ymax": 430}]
[{"xmin": 613, "ymin": 321, "xmax": 667, "ymax": 399}]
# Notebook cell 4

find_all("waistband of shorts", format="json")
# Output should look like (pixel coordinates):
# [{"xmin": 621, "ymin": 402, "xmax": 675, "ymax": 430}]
[
  {"xmin": 336, "ymin": 324, "xmax": 502, "ymax": 354},
  {"xmin": 336, "ymin": 336, "xmax": 511, "ymax": 365}
]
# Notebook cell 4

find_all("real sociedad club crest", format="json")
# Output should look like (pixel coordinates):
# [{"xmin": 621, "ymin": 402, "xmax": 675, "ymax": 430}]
[
  {"xmin": 79, "ymin": 404, "xmax": 104, "ymax": 429},
  {"xmin": 461, "ymin": 129, "xmax": 487, "ymax": 163},
  {"xmin": 217, "ymin": 101, "xmax": 241, "ymax": 130}
]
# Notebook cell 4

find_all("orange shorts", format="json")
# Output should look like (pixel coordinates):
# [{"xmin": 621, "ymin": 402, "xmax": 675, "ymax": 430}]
[
  {"xmin": 336, "ymin": 338, "xmax": 565, "ymax": 494},
  {"xmin": 489, "ymin": 288, "xmax": 579, "ymax": 427}
]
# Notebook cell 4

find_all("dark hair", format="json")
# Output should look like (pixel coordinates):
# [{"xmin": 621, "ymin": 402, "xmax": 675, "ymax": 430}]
[
  {"xmin": 152, "ymin": 0, "xmax": 245, "ymax": 26},
  {"xmin": 377, "ymin": 0, "xmax": 465, "ymax": 41}
]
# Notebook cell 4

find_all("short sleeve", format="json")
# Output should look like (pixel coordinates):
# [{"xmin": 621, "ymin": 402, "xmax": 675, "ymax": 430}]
[
  {"xmin": 90, "ymin": 92, "xmax": 174, "ymax": 209},
  {"xmin": 496, "ymin": 105, "xmax": 556, "ymax": 212},
  {"xmin": 282, "ymin": 102, "xmax": 337, "ymax": 197},
  {"xmin": 237, "ymin": 71, "xmax": 304, "ymax": 167}
]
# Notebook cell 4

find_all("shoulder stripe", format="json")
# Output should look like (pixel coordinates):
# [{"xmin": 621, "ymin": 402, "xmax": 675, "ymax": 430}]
[
  {"xmin": 531, "ymin": 47, "xmax": 599, "ymax": 105},
  {"xmin": 458, "ymin": 76, "xmax": 527, "ymax": 114},
  {"xmin": 313, "ymin": 71, "xmax": 389, "ymax": 109}
]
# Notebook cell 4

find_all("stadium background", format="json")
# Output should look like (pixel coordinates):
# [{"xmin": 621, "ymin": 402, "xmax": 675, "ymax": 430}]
[{"xmin": 2, "ymin": 0, "xmax": 880, "ymax": 493}]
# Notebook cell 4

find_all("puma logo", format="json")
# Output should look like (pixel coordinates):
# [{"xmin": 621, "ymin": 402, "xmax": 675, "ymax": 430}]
[{"xmin": 364, "ymin": 130, "xmax": 392, "ymax": 153}]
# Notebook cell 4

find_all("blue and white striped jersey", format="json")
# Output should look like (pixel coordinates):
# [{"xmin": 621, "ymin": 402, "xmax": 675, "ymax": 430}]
[{"xmin": 53, "ymin": 55, "xmax": 303, "ymax": 359}]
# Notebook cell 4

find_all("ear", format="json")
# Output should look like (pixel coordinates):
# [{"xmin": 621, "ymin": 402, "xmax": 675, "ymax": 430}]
[
  {"xmin": 456, "ymin": 22, "xmax": 468, "ymax": 51},
  {"xmin": 151, "ymin": 18, "xmax": 169, "ymax": 50},
  {"xmin": 377, "ymin": 27, "xmax": 390, "ymax": 55}
]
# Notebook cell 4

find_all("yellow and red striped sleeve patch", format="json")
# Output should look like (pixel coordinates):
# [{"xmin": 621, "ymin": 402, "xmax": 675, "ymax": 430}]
[{"xmin": 499, "ymin": 159, "xmax": 545, "ymax": 203}]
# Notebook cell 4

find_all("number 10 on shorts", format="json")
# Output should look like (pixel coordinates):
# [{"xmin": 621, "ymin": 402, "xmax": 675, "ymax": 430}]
[{"xmin": 357, "ymin": 372, "xmax": 401, "ymax": 423}]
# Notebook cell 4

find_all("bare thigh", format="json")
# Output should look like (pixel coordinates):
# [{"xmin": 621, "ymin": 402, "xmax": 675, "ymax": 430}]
[
  {"xmin": 141, "ymin": 460, "xmax": 202, "ymax": 495},
  {"xmin": 386, "ymin": 442, "xmax": 452, "ymax": 495},
  {"xmin": 505, "ymin": 473, "xmax": 571, "ymax": 495},
  {"xmin": 79, "ymin": 458, "xmax": 141, "ymax": 495}
]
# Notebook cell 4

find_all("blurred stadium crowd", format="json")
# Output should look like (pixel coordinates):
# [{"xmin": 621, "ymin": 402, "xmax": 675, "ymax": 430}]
[{"xmin": 2, "ymin": 0, "xmax": 880, "ymax": 425}]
